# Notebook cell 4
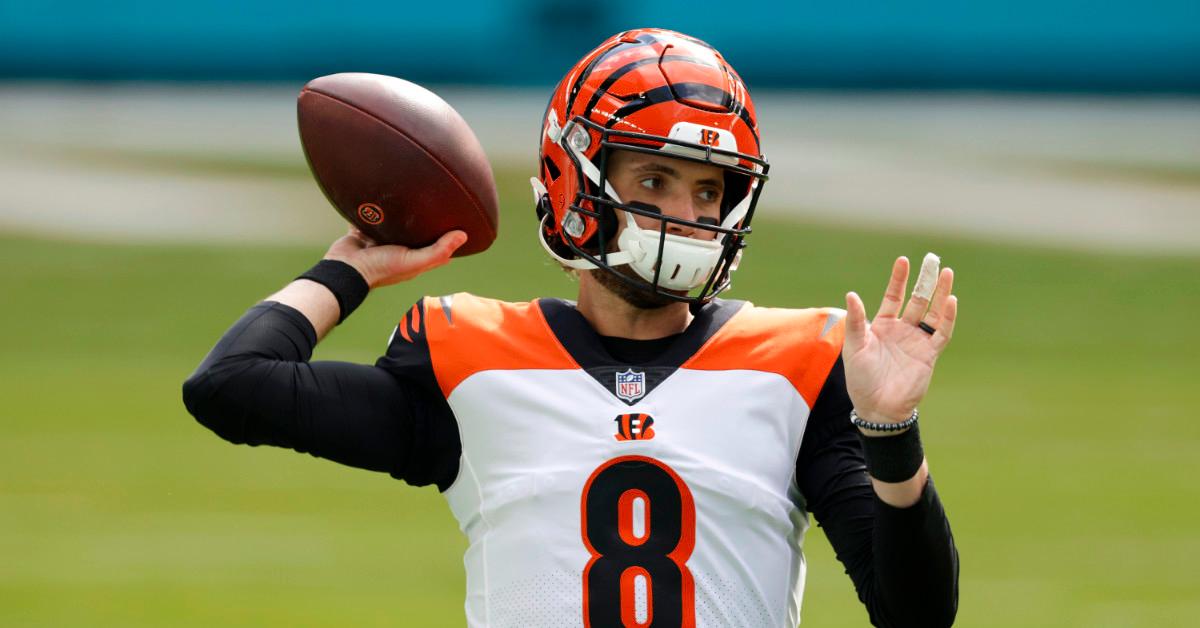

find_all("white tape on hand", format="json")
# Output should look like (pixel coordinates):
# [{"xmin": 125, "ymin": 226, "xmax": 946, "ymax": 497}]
[{"xmin": 912, "ymin": 252, "xmax": 941, "ymax": 301}]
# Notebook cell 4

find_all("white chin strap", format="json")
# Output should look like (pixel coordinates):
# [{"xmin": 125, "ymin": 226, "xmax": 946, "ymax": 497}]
[{"xmin": 533, "ymin": 121, "xmax": 759, "ymax": 291}]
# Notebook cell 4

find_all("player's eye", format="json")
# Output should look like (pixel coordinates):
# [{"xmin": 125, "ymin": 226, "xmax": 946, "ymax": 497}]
[
  {"xmin": 638, "ymin": 176, "xmax": 663, "ymax": 191},
  {"xmin": 697, "ymin": 187, "xmax": 721, "ymax": 203}
]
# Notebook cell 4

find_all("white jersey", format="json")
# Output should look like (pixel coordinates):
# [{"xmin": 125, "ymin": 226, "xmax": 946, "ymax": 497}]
[{"xmin": 389, "ymin": 293, "xmax": 844, "ymax": 627}]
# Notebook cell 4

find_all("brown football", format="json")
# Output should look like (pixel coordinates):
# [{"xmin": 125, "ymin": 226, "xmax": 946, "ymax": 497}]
[{"xmin": 297, "ymin": 73, "xmax": 499, "ymax": 256}]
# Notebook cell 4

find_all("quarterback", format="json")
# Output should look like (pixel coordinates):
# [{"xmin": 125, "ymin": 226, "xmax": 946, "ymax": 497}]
[{"xmin": 184, "ymin": 29, "xmax": 959, "ymax": 627}]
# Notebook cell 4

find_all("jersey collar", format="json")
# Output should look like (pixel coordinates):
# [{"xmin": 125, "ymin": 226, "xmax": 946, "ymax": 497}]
[{"xmin": 537, "ymin": 297, "xmax": 744, "ymax": 405}]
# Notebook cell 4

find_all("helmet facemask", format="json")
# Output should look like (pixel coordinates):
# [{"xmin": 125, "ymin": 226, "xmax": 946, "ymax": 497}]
[{"xmin": 535, "ymin": 115, "xmax": 769, "ymax": 305}]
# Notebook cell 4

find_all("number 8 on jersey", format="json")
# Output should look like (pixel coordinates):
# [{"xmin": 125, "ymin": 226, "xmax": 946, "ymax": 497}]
[{"xmin": 581, "ymin": 456, "xmax": 696, "ymax": 627}]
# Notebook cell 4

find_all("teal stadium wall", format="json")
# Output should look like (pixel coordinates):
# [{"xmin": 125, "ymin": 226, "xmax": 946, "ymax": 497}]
[{"xmin": 1, "ymin": 0, "xmax": 1198, "ymax": 90}]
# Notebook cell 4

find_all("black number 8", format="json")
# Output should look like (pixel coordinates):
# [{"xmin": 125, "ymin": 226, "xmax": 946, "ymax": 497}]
[{"xmin": 581, "ymin": 456, "xmax": 696, "ymax": 627}]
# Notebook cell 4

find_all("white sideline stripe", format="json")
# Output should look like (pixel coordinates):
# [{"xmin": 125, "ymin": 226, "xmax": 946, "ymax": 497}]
[{"xmin": 6, "ymin": 87, "xmax": 1194, "ymax": 251}]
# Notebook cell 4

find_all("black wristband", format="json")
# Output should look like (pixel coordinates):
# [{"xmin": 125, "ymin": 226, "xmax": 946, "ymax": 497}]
[
  {"xmin": 296, "ymin": 260, "xmax": 370, "ymax": 324},
  {"xmin": 858, "ymin": 421, "xmax": 925, "ymax": 483}
]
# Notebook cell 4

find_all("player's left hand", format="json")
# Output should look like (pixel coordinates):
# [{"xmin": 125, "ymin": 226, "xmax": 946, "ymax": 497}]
[{"xmin": 842, "ymin": 256, "xmax": 957, "ymax": 425}]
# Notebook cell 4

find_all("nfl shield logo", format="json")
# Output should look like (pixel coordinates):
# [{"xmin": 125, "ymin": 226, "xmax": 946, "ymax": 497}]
[{"xmin": 615, "ymin": 368, "xmax": 646, "ymax": 403}]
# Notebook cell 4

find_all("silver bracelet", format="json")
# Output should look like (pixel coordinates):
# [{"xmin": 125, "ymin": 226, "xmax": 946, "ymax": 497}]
[{"xmin": 849, "ymin": 408, "xmax": 919, "ymax": 432}]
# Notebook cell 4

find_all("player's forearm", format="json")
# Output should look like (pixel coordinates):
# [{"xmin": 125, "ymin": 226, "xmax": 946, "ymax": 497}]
[
  {"xmin": 857, "ymin": 415, "xmax": 929, "ymax": 508},
  {"xmin": 870, "ymin": 459, "xmax": 929, "ymax": 508},
  {"xmin": 799, "ymin": 359, "xmax": 958, "ymax": 627},
  {"xmin": 868, "ymin": 476, "xmax": 960, "ymax": 628},
  {"xmin": 264, "ymin": 279, "xmax": 344, "ymax": 342},
  {"xmin": 859, "ymin": 428, "xmax": 956, "ymax": 626},
  {"xmin": 806, "ymin": 456, "xmax": 959, "ymax": 628}
]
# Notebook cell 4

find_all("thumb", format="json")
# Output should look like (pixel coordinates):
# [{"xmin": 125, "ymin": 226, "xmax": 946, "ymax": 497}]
[
  {"xmin": 404, "ymin": 230, "xmax": 468, "ymax": 270},
  {"xmin": 432, "ymin": 230, "xmax": 469, "ymax": 259},
  {"xmin": 844, "ymin": 291, "xmax": 868, "ymax": 356}
]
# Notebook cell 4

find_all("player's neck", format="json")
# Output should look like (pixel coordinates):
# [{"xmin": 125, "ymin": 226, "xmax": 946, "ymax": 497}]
[{"xmin": 576, "ymin": 273, "xmax": 693, "ymax": 340}]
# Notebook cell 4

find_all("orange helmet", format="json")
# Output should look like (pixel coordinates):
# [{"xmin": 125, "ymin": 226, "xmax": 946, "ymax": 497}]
[{"xmin": 532, "ymin": 28, "xmax": 769, "ymax": 304}]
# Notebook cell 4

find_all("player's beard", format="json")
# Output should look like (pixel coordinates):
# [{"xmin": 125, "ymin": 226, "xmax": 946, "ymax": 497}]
[{"xmin": 590, "ymin": 263, "xmax": 680, "ymax": 310}]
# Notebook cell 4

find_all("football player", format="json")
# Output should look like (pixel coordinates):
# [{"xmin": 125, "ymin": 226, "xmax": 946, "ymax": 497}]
[{"xmin": 184, "ymin": 28, "xmax": 959, "ymax": 627}]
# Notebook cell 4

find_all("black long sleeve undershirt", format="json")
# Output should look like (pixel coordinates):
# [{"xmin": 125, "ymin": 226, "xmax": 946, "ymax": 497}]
[
  {"xmin": 181, "ymin": 301, "xmax": 460, "ymax": 489},
  {"xmin": 798, "ymin": 359, "xmax": 959, "ymax": 627},
  {"xmin": 182, "ymin": 300, "xmax": 958, "ymax": 626}
]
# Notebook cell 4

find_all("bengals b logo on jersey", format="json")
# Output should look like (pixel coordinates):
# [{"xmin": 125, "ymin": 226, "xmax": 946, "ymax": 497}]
[{"xmin": 614, "ymin": 413, "xmax": 655, "ymax": 441}]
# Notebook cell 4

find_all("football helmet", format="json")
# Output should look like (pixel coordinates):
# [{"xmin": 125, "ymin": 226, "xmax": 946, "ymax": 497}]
[{"xmin": 533, "ymin": 28, "xmax": 769, "ymax": 304}]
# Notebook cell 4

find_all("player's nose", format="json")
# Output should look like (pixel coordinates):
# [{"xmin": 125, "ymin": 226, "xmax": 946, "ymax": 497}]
[
  {"xmin": 662, "ymin": 194, "xmax": 700, "ymax": 237},
  {"xmin": 666, "ymin": 197, "xmax": 722, "ymax": 241}
]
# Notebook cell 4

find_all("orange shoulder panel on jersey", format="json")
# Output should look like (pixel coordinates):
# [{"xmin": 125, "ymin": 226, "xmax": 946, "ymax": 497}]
[
  {"xmin": 420, "ymin": 293, "xmax": 578, "ymax": 397},
  {"xmin": 682, "ymin": 303, "xmax": 845, "ymax": 407}
]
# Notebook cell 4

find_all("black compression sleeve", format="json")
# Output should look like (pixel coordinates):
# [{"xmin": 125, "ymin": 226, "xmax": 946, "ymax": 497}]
[
  {"xmin": 797, "ymin": 357, "xmax": 959, "ymax": 628},
  {"xmin": 181, "ymin": 301, "xmax": 460, "ymax": 489}
]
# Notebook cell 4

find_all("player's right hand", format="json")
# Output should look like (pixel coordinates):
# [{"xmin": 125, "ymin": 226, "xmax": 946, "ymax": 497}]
[{"xmin": 323, "ymin": 227, "xmax": 468, "ymax": 289}]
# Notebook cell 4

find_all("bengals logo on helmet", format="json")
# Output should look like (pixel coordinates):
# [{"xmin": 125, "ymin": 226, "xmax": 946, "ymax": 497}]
[{"xmin": 614, "ymin": 413, "xmax": 655, "ymax": 441}]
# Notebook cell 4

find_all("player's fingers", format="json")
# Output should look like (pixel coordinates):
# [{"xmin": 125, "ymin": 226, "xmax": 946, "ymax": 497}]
[
  {"xmin": 901, "ymin": 255, "xmax": 940, "ymax": 325},
  {"xmin": 411, "ymin": 230, "xmax": 468, "ymax": 270},
  {"xmin": 437, "ymin": 230, "xmax": 469, "ymax": 256},
  {"xmin": 922, "ymin": 268, "xmax": 954, "ymax": 328},
  {"xmin": 844, "ymin": 291, "xmax": 869, "ymax": 355},
  {"xmin": 371, "ymin": 231, "xmax": 459, "ymax": 281},
  {"xmin": 876, "ymin": 257, "xmax": 908, "ymax": 319},
  {"xmin": 932, "ymin": 295, "xmax": 958, "ymax": 351}
]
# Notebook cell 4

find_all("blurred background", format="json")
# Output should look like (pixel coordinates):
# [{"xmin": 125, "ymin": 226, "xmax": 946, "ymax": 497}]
[{"xmin": 2, "ymin": 2, "xmax": 1198, "ymax": 626}]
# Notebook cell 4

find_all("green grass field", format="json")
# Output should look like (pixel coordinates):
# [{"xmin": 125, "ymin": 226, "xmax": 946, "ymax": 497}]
[{"xmin": 2, "ymin": 185, "xmax": 1198, "ymax": 626}]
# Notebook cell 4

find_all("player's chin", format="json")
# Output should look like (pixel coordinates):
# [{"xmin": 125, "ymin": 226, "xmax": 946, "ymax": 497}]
[{"xmin": 592, "ymin": 265, "xmax": 683, "ymax": 310}]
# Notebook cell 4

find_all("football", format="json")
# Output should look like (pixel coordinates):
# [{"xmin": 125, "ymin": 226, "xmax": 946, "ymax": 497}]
[{"xmin": 297, "ymin": 73, "xmax": 499, "ymax": 256}]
